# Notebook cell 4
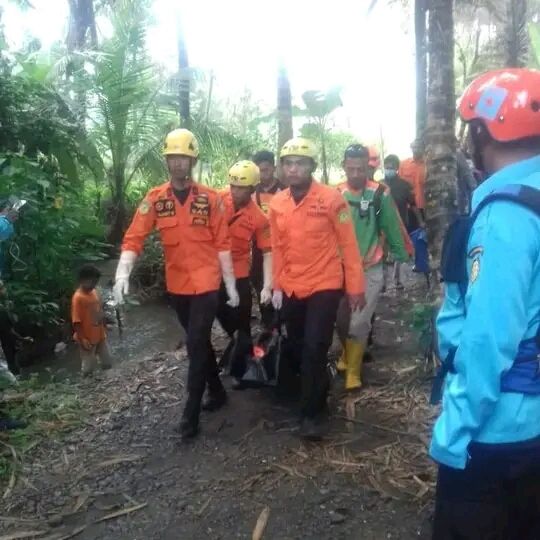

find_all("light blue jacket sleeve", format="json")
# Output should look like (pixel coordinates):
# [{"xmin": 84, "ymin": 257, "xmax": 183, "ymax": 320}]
[
  {"xmin": 436, "ymin": 283, "xmax": 465, "ymax": 361},
  {"xmin": 0, "ymin": 216, "xmax": 14, "ymax": 242},
  {"xmin": 430, "ymin": 202, "xmax": 539, "ymax": 469}
]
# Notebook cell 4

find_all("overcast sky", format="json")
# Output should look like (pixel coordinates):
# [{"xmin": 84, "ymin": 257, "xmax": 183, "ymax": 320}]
[{"xmin": 2, "ymin": 0, "xmax": 417, "ymax": 155}]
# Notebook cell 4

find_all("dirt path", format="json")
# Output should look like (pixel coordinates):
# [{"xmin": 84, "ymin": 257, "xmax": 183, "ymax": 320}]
[{"xmin": 1, "ymin": 278, "xmax": 436, "ymax": 540}]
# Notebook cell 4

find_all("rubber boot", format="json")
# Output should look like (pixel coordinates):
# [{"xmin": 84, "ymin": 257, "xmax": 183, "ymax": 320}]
[
  {"xmin": 336, "ymin": 347, "xmax": 347, "ymax": 373},
  {"xmin": 344, "ymin": 339, "xmax": 364, "ymax": 391}
]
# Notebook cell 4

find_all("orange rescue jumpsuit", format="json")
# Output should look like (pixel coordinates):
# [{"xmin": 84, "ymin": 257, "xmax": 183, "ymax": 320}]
[
  {"xmin": 122, "ymin": 180, "xmax": 230, "ymax": 423},
  {"xmin": 269, "ymin": 180, "xmax": 365, "ymax": 418},
  {"xmin": 399, "ymin": 158, "xmax": 426, "ymax": 210}
]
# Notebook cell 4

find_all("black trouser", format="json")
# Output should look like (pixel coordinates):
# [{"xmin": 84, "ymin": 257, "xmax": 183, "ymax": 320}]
[
  {"xmin": 282, "ymin": 290, "xmax": 341, "ymax": 418},
  {"xmin": 216, "ymin": 277, "xmax": 252, "ymax": 338},
  {"xmin": 433, "ymin": 439, "xmax": 540, "ymax": 540},
  {"xmin": 216, "ymin": 277, "xmax": 253, "ymax": 377},
  {"xmin": 250, "ymin": 246, "xmax": 274, "ymax": 329},
  {"xmin": 170, "ymin": 291, "xmax": 223, "ymax": 425},
  {"xmin": 0, "ymin": 310, "xmax": 18, "ymax": 374}
]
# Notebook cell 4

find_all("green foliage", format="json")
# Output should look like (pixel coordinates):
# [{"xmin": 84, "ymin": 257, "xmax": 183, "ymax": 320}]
[
  {"xmin": 295, "ymin": 87, "xmax": 343, "ymax": 183},
  {"xmin": 87, "ymin": 0, "xmax": 173, "ymax": 242},
  {"xmin": 0, "ymin": 0, "xmax": 278, "ymax": 331},
  {"xmin": 300, "ymin": 127, "xmax": 356, "ymax": 179},
  {"xmin": 529, "ymin": 22, "xmax": 540, "ymax": 67},
  {"xmin": 0, "ymin": 374, "xmax": 84, "ymax": 480},
  {"xmin": 0, "ymin": 153, "xmax": 107, "ymax": 327},
  {"xmin": 409, "ymin": 301, "xmax": 438, "ymax": 355},
  {"xmin": 299, "ymin": 88, "xmax": 343, "ymax": 119},
  {"xmin": 0, "ymin": 57, "xmax": 100, "ymax": 183},
  {"xmin": 190, "ymin": 83, "xmax": 273, "ymax": 187}
]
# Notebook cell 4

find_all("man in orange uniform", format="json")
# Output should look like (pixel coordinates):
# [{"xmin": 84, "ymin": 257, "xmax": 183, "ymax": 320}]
[
  {"xmin": 113, "ymin": 128, "xmax": 239, "ymax": 441},
  {"xmin": 218, "ymin": 160, "xmax": 272, "ymax": 377},
  {"xmin": 251, "ymin": 150, "xmax": 283, "ymax": 328},
  {"xmin": 368, "ymin": 145, "xmax": 382, "ymax": 181},
  {"xmin": 399, "ymin": 139, "xmax": 427, "ymax": 215},
  {"xmin": 269, "ymin": 137, "xmax": 366, "ymax": 440}
]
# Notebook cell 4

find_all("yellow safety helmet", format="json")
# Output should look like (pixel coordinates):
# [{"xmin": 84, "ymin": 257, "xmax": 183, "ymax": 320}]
[
  {"xmin": 228, "ymin": 160, "xmax": 260, "ymax": 187},
  {"xmin": 280, "ymin": 137, "xmax": 318, "ymax": 160},
  {"xmin": 163, "ymin": 128, "xmax": 199, "ymax": 158}
]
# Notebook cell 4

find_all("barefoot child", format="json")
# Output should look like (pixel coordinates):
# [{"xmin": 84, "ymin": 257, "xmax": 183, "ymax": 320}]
[{"xmin": 71, "ymin": 265, "xmax": 112, "ymax": 376}]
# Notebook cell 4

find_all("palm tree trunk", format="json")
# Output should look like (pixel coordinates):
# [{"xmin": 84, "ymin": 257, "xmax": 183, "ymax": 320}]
[
  {"xmin": 66, "ymin": 0, "xmax": 96, "ymax": 124},
  {"xmin": 320, "ymin": 132, "xmax": 329, "ymax": 184},
  {"xmin": 277, "ymin": 63, "xmax": 293, "ymax": 151},
  {"xmin": 66, "ymin": 0, "xmax": 97, "ymax": 50},
  {"xmin": 107, "ymin": 168, "xmax": 127, "ymax": 246},
  {"xmin": 425, "ymin": 0, "xmax": 457, "ymax": 266},
  {"xmin": 177, "ymin": 15, "xmax": 191, "ymax": 128},
  {"xmin": 415, "ymin": 0, "xmax": 428, "ymax": 140}
]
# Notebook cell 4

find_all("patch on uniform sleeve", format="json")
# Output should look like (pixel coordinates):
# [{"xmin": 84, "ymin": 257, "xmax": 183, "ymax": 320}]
[
  {"xmin": 139, "ymin": 199, "xmax": 151, "ymax": 215},
  {"xmin": 470, "ymin": 257, "xmax": 481, "ymax": 284},
  {"xmin": 338, "ymin": 209, "xmax": 350, "ymax": 223}
]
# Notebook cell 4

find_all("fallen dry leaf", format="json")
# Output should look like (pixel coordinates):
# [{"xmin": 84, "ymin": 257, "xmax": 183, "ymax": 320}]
[{"xmin": 252, "ymin": 506, "xmax": 270, "ymax": 540}]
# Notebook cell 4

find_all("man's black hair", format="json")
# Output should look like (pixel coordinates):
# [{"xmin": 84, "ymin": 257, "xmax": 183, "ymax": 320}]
[
  {"xmin": 253, "ymin": 150, "xmax": 275, "ymax": 166},
  {"xmin": 470, "ymin": 119, "xmax": 540, "ymax": 154},
  {"xmin": 343, "ymin": 144, "xmax": 369, "ymax": 161},
  {"xmin": 384, "ymin": 154, "xmax": 400, "ymax": 169},
  {"xmin": 78, "ymin": 264, "xmax": 101, "ymax": 282},
  {"xmin": 0, "ymin": 199, "xmax": 9, "ymax": 212}
]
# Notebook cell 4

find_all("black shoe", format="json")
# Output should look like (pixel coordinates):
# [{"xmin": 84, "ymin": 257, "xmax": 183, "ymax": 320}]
[
  {"xmin": 177, "ymin": 419, "xmax": 199, "ymax": 441},
  {"xmin": 231, "ymin": 377, "xmax": 246, "ymax": 390},
  {"xmin": 0, "ymin": 417, "xmax": 27, "ymax": 431},
  {"xmin": 299, "ymin": 417, "xmax": 326, "ymax": 441},
  {"xmin": 201, "ymin": 389, "xmax": 227, "ymax": 412}
]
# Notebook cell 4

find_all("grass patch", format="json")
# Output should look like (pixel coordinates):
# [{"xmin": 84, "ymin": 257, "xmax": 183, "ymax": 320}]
[{"xmin": 0, "ymin": 373, "xmax": 85, "ymax": 482}]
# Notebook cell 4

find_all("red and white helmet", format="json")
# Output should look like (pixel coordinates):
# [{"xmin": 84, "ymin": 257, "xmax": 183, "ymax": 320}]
[{"xmin": 458, "ymin": 68, "xmax": 540, "ymax": 142}]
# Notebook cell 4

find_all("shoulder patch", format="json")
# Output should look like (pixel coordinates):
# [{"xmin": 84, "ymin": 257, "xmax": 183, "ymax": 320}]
[
  {"xmin": 338, "ymin": 209, "xmax": 350, "ymax": 223},
  {"xmin": 139, "ymin": 200, "xmax": 151, "ymax": 215},
  {"xmin": 470, "ymin": 258, "xmax": 480, "ymax": 284}
]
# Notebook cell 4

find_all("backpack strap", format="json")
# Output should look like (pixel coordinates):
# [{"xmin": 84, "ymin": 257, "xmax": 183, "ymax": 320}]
[
  {"xmin": 346, "ymin": 184, "xmax": 385, "ymax": 214},
  {"xmin": 373, "ymin": 183, "xmax": 385, "ymax": 216},
  {"xmin": 441, "ymin": 184, "xmax": 540, "ymax": 295},
  {"xmin": 434, "ymin": 184, "xmax": 540, "ymax": 404},
  {"xmin": 472, "ymin": 184, "xmax": 540, "ymax": 221}
]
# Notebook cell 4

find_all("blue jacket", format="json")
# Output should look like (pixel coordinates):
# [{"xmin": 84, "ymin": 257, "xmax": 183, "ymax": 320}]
[
  {"xmin": 0, "ymin": 215, "xmax": 14, "ymax": 278},
  {"xmin": 430, "ymin": 155, "xmax": 540, "ymax": 469}
]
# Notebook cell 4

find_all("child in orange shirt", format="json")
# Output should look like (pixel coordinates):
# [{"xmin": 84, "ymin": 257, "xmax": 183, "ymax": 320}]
[{"xmin": 71, "ymin": 265, "xmax": 112, "ymax": 376}]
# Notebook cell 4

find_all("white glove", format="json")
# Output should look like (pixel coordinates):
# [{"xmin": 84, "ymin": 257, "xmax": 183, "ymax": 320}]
[
  {"xmin": 272, "ymin": 289, "xmax": 283, "ymax": 310},
  {"xmin": 218, "ymin": 251, "xmax": 240, "ymax": 307},
  {"xmin": 260, "ymin": 251, "xmax": 273, "ymax": 305},
  {"xmin": 113, "ymin": 250, "xmax": 137, "ymax": 305}
]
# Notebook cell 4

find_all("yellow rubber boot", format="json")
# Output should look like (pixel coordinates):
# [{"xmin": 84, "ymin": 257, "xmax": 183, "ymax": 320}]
[
  {"xmin": 345, "ymin": 339, "xmax": 364, "ymax": 391},
  {"xmin": 336, "ymin": 347, "xmax": 347, "ymax": 372}
]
